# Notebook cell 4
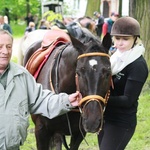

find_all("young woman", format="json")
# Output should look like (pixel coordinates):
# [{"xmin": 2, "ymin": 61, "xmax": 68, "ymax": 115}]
[{"xmin": 98, "ymin": 16, "xmax": 148, "ymax": 150}]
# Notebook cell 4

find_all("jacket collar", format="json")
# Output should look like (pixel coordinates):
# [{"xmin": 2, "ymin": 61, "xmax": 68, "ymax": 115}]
[{"xmin": 7, "ymin": 62, "xmax": 26, "ymax": 84}]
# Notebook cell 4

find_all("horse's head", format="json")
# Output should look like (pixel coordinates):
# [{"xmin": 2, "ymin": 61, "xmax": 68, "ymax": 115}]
[{"xmin": 71, "ymin": 33, "xmax": 112, "ymax": 133}]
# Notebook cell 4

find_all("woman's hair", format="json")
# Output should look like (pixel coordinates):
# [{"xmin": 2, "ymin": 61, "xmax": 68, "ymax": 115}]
[
  {"xmin": 0, "ymin": 29, "xmax": 13, "ymax": 41},
  {"xmin": 135, "ymin": 37, "xmax": 142, "ymax": 45}
]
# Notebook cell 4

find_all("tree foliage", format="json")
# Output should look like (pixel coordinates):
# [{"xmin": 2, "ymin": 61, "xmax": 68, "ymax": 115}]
[
  {"xmin": 43, "ymin": 11, "xmax": 63, "ymax": 23},
  {"xmin": 0, "ymin": 0, "xmax": 41, "ymax": 20}
]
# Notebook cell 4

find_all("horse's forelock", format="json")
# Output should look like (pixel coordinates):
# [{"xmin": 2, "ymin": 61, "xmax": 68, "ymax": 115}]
[{"xmin": 85, "ymin": 39, "xmax": 105, "ymax": 53}]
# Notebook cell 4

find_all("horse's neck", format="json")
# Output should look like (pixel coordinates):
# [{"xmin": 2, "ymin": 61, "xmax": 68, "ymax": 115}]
[{"xmin": 50, "ymin": 45, "xmax": 78, "ymax": 94}]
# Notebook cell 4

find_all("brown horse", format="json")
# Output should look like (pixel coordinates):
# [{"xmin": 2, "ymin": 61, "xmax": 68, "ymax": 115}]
[{"xmin": 23, "ymin": 28, "xmax": 112, "ymax": 150}]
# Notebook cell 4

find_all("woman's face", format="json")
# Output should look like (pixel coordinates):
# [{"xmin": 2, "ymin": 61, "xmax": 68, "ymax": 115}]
[{"xmin": 114, "ymin": 36, "xmax": 135, "ymax": 52}]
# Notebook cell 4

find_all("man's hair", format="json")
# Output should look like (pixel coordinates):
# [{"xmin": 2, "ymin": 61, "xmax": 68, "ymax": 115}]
[{"xmin": 0, "ymin": 29, "xmax": 13, "ymax": 41}]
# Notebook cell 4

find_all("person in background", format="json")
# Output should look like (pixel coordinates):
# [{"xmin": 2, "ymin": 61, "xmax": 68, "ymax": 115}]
[
  {"xmin": 0, "ymin": 15, "xmax": 12, "ymax": 34},
  {"xmin": 102, "ymin": 12, "xmax": 119, "ymax": 37},
  {"xmin": 98, "ymin": 16, "xmax": 148, "ymax": 150},
  {"xmin": 4, "ymin": 8, "xmax": 10, "ymax": 24},
  {"xmin": 4, "ymin": 16, "xmax": 8, "ymax": 24},
  {"xmin": 24, "ymin": 21, "xmax": 36, "ymax": 36},
  {"xmin": 38, "ymin": 19, "xmax": 51, "ymax": 29},
  {"xmin": 0, "ymin": 29, "xmax": 82, "ymax": 149},
  {"xmin": 93, "ymin": 11, "xmax": 104, "ymax": 39},
  {"xmin": 24, "ymin": 12, "xmax": 34, "ymax": 26}
]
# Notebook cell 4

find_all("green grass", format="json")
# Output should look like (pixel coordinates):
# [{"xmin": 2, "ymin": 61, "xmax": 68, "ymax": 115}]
[
  {"xmin": 19, "ymin": 93, "xmax": 150, "ymax": 150},
  {"xmin": 10, "ymin": 20, "xmax": 26, "ymax": 38},
  {"xmin": 125, "ymin": 93, "xmax": 150, "ymax": 150}
]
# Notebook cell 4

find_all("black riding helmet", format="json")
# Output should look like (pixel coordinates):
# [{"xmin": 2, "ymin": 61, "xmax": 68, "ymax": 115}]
[{"xmin": 111, "ymin": 16, "xmax": 140, "ymax": 37}]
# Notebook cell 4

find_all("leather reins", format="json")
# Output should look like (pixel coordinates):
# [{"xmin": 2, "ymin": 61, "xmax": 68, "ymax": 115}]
[{"xmin": 49, "ymin": 44, "xmax": 69, "ymax": 93}]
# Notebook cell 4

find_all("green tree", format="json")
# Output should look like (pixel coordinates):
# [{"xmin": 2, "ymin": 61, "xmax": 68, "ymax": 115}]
[{"xmin": 0, "ymin": 0, "xmax": 41, "ymax": 21}]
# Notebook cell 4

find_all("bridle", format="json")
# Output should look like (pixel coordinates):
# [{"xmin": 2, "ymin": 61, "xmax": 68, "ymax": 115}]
[
  {"xmin": 76, "ymin": 52, "xmax": 111, "ymax": 133},
  {"xmin": 49, "ymin": 49, "xmax": 112, "ymax": 134}
]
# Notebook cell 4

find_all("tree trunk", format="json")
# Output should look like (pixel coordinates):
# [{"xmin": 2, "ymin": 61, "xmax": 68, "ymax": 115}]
[
  {"xmin": 26, "ymin": 0, "xmax": 30, "ymax": 15},
  {"xmin": 118, "ymin": 0, "xmax": 122, "ymax": 17},
  {"xmin": 129, "ymin": 0, "xmax": 136, "ymax": 17},
  {"xmin": 130, "ymin": 0, "xmax": 150, "ymax": 91},
  {"xmin": 85, "ymin": 0, "xmax": 100, "ymax": 17}
]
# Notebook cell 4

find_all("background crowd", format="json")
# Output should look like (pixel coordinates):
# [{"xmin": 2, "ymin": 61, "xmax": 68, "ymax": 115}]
[{"xmin": 0, "ymin": 10, "xmax": 120, "ymax": 41}]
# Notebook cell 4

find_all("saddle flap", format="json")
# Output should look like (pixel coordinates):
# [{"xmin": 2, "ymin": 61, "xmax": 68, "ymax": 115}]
[{"xmin": 25, "ymin": 29, "xmax": 71, "ymax": 78}]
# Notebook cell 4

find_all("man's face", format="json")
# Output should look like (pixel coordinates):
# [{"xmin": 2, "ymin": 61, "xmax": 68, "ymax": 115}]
[{"xmin": 0, "ymin": 33, "xmax": 13, "ymax": 73}]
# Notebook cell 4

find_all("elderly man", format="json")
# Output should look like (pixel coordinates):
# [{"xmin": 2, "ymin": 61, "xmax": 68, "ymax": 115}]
[{"xmin": 0, "ymin": 29, "xmax": 81, "ymax": 149}]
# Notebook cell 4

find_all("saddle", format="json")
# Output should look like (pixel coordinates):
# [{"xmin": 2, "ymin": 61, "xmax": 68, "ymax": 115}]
[{"xmin": 25, "ymin": 29, "xmax": 71, "ymax": 78}]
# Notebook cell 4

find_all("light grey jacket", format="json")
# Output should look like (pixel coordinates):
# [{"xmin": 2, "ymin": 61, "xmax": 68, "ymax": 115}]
[{"xmin": 0, "ymin": 62, "xmax": 73, "ymax": 150}]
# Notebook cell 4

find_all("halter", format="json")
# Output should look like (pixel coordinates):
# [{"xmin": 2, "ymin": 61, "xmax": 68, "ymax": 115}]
[{"xmin": 76, "ymin": 52, "xmax": 111, "ymax": 133}]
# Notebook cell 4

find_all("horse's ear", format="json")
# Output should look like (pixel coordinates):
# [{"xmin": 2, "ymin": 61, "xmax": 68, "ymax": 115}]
[
  {"xmin": 69, "ymin": 34, "xmax": 85, "ymax": 52},
  {"xmin": 102, "ymin": 33, "xmax": 112, "ymax": 53}
]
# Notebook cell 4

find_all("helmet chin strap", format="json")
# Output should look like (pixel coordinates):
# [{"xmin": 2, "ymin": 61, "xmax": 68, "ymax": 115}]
[{"xmin": 131, "ymin": 36, "xmax": 137, "ymax": 48}]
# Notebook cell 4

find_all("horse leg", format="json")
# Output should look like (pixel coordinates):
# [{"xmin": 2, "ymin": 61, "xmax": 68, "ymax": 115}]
[
  {"xmin": 62, "ymin": 135, "xmax": 70, "ymax": 150},
  {"xmin": 53, "ymin": 133, "xmax": 63, "ymax": 150},
  {"xmin": 69, "ymin": 132, "xmax": 86, "ymax": 150},
  {"xmin": 34, "ymin": 117, "xmax": 50, "ymax": 150}
]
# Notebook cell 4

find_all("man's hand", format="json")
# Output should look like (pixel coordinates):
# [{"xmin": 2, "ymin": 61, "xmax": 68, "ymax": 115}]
[{"xmin": 69, "ymin": 91, "xmax": 82, "ymax": 107}]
